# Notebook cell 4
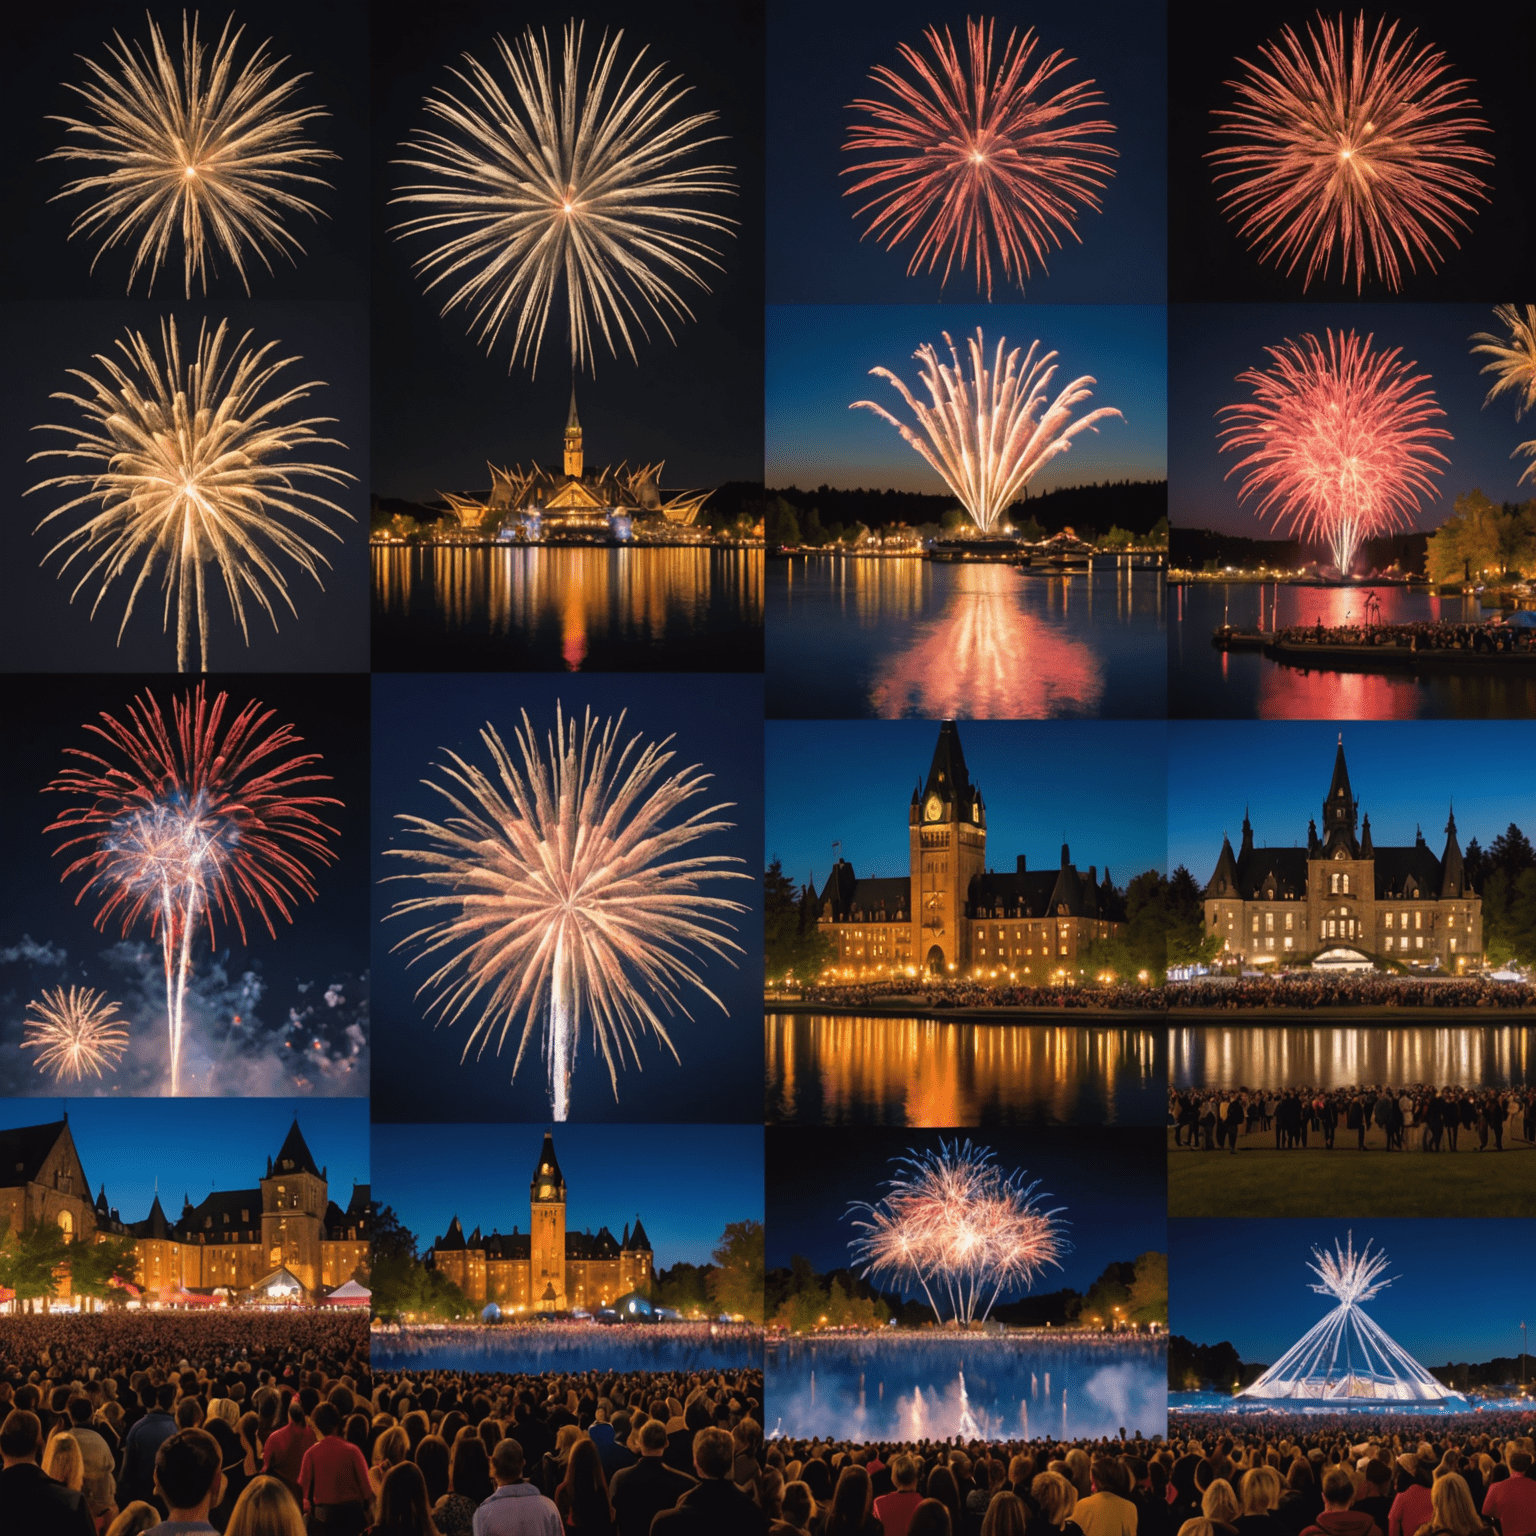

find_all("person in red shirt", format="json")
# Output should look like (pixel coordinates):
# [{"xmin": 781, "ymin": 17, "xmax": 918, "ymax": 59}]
[
  {"xmin": 1485, "ymin": 1453, "xmax": 1536, "ymax": 1536},
  {"xmin": 875, "ymin": 1454, "xmax": 924, "ymax": 1536},
  {"xmin": 298, "ymin": 1403, "xmax": 373, "ymax": 1536},
  {"xmin": 261, "ymin": 1401, "xmax": 317, "ymax": 1502}
]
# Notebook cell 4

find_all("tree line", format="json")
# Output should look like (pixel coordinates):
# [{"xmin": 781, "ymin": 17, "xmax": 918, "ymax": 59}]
[{"xmin": 0, "ymin": 1217, "xmax": 140, "ymax": 1311}]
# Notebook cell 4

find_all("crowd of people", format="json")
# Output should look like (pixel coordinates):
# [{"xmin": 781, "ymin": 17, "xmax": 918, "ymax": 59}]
[
  {"xmin": 1166, "ymin": 978, "xmax": 1536, "ymax": 1011},
  {"xmin": 1274, "ymin": 618, "xmax": 1536, "ymax": 656},
  {"xmin": 1170, "ymin": 1086, "xmax": 1536, "ymax": 1153},
  {"xmin": 801, "ymin": 982, "xmax": 1165, "ymax": 1012}
]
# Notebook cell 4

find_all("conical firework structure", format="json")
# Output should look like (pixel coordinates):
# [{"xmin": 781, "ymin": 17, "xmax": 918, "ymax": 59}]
[{"xmin": 1239, "ymin": 1234, "xmax": 1462, "ymax": 1403}]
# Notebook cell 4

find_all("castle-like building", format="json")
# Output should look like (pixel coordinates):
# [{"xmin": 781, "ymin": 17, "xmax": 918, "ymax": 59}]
[
  {"xmin": 430, "ymin": 1132, "xmax": 652, "ymax": 1313},
  {"xmin": 441, "ymin": 392, "xmax": 711, "ymax": 538},
  {"xmin": 1203, "ymin": 738, "xmax": 1481, "ymax": 969},
  {"xmin": 0, "ymin": 1117, "xmax": 369, "ymax": 1304},
  {"xmin": 813, "ymin": 720, "xmax": 1126, "ymax": 978}
]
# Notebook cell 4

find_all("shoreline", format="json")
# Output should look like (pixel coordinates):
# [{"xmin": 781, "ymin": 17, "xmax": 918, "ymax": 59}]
[{"xmin": 766, "ymin": 1001, "xmax": 1536, "ymax": 1023}]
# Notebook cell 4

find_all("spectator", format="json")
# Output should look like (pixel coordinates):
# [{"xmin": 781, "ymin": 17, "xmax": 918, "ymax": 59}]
[
  {"xmin": 1076, "ymin": 1457, "xmax": 1139, "ymax": 1536},
  {"xmin": 122, "ymin": 1386, "xmax": 179, "ymax": 1506},
  {"xmin": 1300, "ymin": 1469, "xmax": 1377, "ymax": 1536},
  {"xmin": 264, "ymin": 1404, "xmax": 318, "ymax": 1504},
  {"xmin": 1483, "ymin": 1453, "xmax": 1536, "ymax": 1536},
  {"xmin": 823, "ymin": 1464, "xmax": 881, "ymax": 1536},
  {"xmin": 608, "ymin": 1417, "xmax": 696, "ymax": 1536},
  {"xmin": 876, "ymin": 1454, "xmax": 924, "ymax": 1536},
  {"xmin": 473, "ymin": 1438, "xmax": 561, "ymax": 1536},
  {"xmin": 226, "ymin": 1475, "xmax": 306, "ymax": 1536},
  {"xmin": 651, "ymin": 1428, "xmax": 769, "ymax": 1535},
  {"xmin": 1419, "ymin": 1474, "xmax": 1492, "ymax": 1536},
  {"xmin": 986, "ymin": 1494, "xmax": 1032, "ymax": 1536},
  {"xmin": 298, "ymin": 1401, "xmax": 373, "ymax": 1536},
  {"xmin": 148, "ymin": 1427, "xmax": 224, "ymax": 1536},
  {"xmin": 909, "ymin": 1502, "xmax": 955, "ymax": 1536},
  {"xmin": 369, "ymin": 1462, "xmax": 439, "ymax": 1536},
  {"xmin": 555, "ymin": 1438, "xmax": 616, "ymax": 1535},
  {"xmin": 108, "ymin": 1506, "xmax": 162, "ymax": 1536},
  {"xmin": 1032, "ymin": 1471, "xmax": 1086, "ymax": 1536},
  {"xmin": 0, "ymin": 1407, "xmax": 95, "ymax": 1536},
  {"xmin": 1390, "ymin": 1461, "xmax": 1434, "ymax": 1536},
  {"xmin": 773, "ymin": 1480, "xmax": 818, "ymax": 1535}
]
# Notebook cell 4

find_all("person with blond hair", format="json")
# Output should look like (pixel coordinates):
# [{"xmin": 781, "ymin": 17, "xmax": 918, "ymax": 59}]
[
  {"xmin": 43, "ymin": 1430, "xmax": 87, "ymax": 1493},
  {"xmin": 1031, "ymin": 1471, "xmax": 1085, "ymax": 1536},
  {"xmin": 1202, "ymin": 1479, "xmax": 1240, "ymax": 1533},
  {"xmin": 105, "ymin": 1505, "xmax": 160, "ymax": 1536},
  {"xmin": 226, "ymin": 1474, "xmax": 306, "ymax": 1536},
  {"xmin": 1237, "ymin": 1466, "xmax": 1289, "ymax": 1536},
  {"xmin": 1418, "ymin": 1474, "xmax": 1492, "ymax": 1536}
]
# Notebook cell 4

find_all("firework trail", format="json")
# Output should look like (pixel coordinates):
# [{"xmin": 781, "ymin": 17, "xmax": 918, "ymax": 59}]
[
  {"xmin": 22, "ymin": 986, "xmax": 130, "ymax": 1083},
  {"xmin": 27, "ymin": 315, "xmax": 354, "ymax": 674},
  {"xmin": 44, "ymin": 685, "xmax": 339, "ymax": 1096},
  {"xmin": 843, "ymin": 18, "xmax": 1116, "ymax": 298},
  {"xmin": 847, "ymin": 1139, "xmax": 1069, "ymax": 1327},
  {"xmin": 853, "ymin": 328, "xmax": 1122, "ymax": 535},
  {"xmin": 48, "ymin": 11, "xmax": 334, "ymax": 297},
  {"xmin": 385, "ymin": 704, "xmax": 749, "ymax": 1121},
  {"xmin": 1471, "ymin": 304, "xmax": 1536, "ymax": 484},
  {"xmin": 393, "ymin": 22, "xmax": 736, "ymax": 376},
  {"xmin": 1210, "ymin": 12, "xmax": 1491, "ymax": 293},
  {"xmin": 1219, "ymin": 329, "xmax": 1449, "ymax": 575}
]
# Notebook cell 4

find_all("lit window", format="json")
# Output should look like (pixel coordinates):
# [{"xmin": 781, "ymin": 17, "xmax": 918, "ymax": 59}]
[
  {"xmin": 1385, "ymin": 913, "xmax": 1393, "ymax": 929},
  {"xmin": 1416, "ymin": 936, "xmax": 1423, "ymax": 949},
  {"xmin": 1342, "ymin": 874, "xmax": 1350, "ymax": 893},
  {"xmin": 1385, "ymin": 936, "xmax": 1393, "ymax": 951},
  {"xmin": 1415, "ymin": 912, "xmax": 1422, "ymax": 930},
  {"xmin": 1265, "ymin": 912, "xmax": 1274, "ymax": 932},
  {"xmin": 1285, "ymin": 913, "xmax": 1293, "ymax": 931},
  {"xmin": 1266, "ymin": 936, "xmax": 1274, "ymax": 950},
  {"xmin": 1283, "ymin": 936, "xmax": 1292, "ymax": 950}
]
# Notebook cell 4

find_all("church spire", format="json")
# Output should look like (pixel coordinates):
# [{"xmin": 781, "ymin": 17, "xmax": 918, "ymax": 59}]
[
  {"xmin": 563, "ymin": 384, "xmax": 583, "ymax": 480},
  {"xmin": 1440, "ymin": 803, "xmax": 1465, "ymax": 897},
  {"xmin": 1321, "ymin": 736, "xmax": 1359, "ymax": 856}
]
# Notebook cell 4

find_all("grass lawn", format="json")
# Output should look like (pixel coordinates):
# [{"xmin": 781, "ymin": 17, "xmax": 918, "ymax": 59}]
[{"xmin": 1167, "ymin": 1130, "xmax": 1536, "ymax": 1216}]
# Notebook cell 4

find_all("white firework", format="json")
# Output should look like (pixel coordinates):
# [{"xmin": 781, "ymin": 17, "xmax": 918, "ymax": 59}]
[{"xmin": 392, "ymin": 21, "xmax": 737, "ymax": 375}]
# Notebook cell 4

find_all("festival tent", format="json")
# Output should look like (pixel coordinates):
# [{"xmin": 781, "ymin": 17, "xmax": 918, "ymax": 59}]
[
  {"xmin": 1501, "ymin": 609, "xmax": 1536, "ymax": 628},
  {"xmin": 240, "ymin": 1266, "xmax": 307, "ymax": 1304},
  {"xmin": 323, "ymin": 1280, "xmax": 371, "ymax": 1308}
]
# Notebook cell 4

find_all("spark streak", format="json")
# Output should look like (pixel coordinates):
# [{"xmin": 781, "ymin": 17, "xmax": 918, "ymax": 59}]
[
  {"xmin": 1470, "ymin": 304, "xmax": 1536, "ymax": 483},
  {"xmin": 22, "ymin": 986, "xmax": 130, "ymax": 1082}
]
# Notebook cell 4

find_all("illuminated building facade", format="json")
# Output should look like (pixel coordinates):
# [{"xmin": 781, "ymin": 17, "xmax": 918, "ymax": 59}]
[
  {"xmin": 815, "ymin": 720, "xmax": 1126, "ymax": 978},
  {"xmin": 1203, "ymin": 738, "xmax": 1482, "ymax": 969},
  {"xmin": 430, "ymin": 1131, "xmax": 652, "ymax": 1313}
]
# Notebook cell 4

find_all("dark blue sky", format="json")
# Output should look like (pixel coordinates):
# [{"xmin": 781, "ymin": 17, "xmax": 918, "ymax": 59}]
[
  {"xmin": 370, "ymin": 674, "xmax": 764, "ymax": 1124},
  {"xmin": 1171, "ymin": 1219, "xmax": 1536, "ymax": 1365},
  {"xmin": 0, "ymin": 1097, "xmax": 369, "ymax": 1222},
  {"xmin": 767, "ymin": 0, "xmax": 1167, "ymax": 303},
  {"xmin": 767, "ymin": 1127, "xmax": 1166, "ymax": 1299},
  {"xmin": 373, "ymin": 1122, "xmax": 763, "ymax": 1270},
  {"xmin": 1170, "ymin": 304, "xmax": 1533, "ymax": 539},
  {"xmin": 768, "ymin": 305, "xmax": 1167, "ymax": 492},
  {"xmin": 766, "ymin": 720, "xmax": 1168, "ymax": 894},
  {"xmin": 1168, "ymin": 721, "xmax": 1536, "ymax": 881}
]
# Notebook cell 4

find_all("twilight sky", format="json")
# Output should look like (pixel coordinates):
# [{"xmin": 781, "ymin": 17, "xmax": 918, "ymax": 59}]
[
  {"xmin": 1168, "ymin": 721, "xmax": 1536, "ymax": 881},
  {"xmin": 1171, "ymin": 1219, "xmax": 1536, "ymax": 1365},
  {"xmin": 0, "ymin": 1098, "xmax": 369, "ymax": 1224},
  {"xmin": 767, "ymin": 305, "xmax": 1167, "ymax": 493},
  {"xmin": 767, "ymin": 1126, "xmax": 1166, "ymax": 1299},
  {"xmin": 372, "ymin": 1122, "xmax": 763, "ymax": 1270},
  {"xmin": 766, "ymin": 720, "xmax": 1168, "ymax": 893},
  {"xmin": 1170, "ymin": 304, "xmax": 1533, "ymax": 539}
]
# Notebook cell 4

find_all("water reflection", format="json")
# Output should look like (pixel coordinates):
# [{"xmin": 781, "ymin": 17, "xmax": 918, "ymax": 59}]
[
  {"xmin": 1172, "ymin": 1027, "xmax": 1536, "ymax": 1089},
  {"xmin": 372, "ymin": 545, "xmax": 763, "ymax": 670},
  {"xmin": 373, "ymin": 1329, "xmax": 761, "ymax": 1375},
  {"xmin": 766, "ymin": 1014, "xmax": 1166, "ymax": 1125}
]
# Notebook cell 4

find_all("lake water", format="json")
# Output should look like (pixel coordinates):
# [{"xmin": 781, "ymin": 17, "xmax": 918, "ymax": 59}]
[
  {"xmin": 767, "ymin": 559, "xmax": 1166, "ymax": 718},
  {"xmin": 767, "ymin": 1335, "xmax": 1167, "ymax": 1441},
  {"xmin": 372, "ymin": 545, "xmax": 763, "ymax": 670},
  {"xmin": 766, "ymin": 1014, "xmax": 1166, "ymax": 1126},
  {"xmin": 1171, "ymin": 584, "xmax": 1536, "ymax": 718},
  {"xmin": 372, "ymin": 1327, "xmax": 763, "ymax": 1375},
  {"xmin": 1172, "ymin": 1026, "xmax": 1536, "ymax": 1090}
]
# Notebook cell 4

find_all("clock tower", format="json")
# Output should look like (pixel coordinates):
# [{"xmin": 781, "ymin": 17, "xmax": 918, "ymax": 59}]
[
  {"xmin": 529, "ymin": 1130, "xmax": 567, "ymax": 1312},
  {"xmin": 909, "ymin": 719, "xmax": 986, "ymax": 974}
]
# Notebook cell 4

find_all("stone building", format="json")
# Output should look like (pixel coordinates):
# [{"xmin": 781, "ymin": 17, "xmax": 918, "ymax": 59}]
[
  {"xmin": 431, "ymin": 1131, "xmax": 652, "ymax": 1313},
  {"xmin": 814, "ymin": 719, "xmax": 1126, "ymax": 979},
  {"xmin": 1202, "ymin": 737, "xmax": 1481, "ymax": 969}
]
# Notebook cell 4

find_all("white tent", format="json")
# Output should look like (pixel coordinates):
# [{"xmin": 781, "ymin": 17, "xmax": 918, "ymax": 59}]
[{"xmin": 324, "ymin": 1280, "xmax": 371, "ymax": 1307}]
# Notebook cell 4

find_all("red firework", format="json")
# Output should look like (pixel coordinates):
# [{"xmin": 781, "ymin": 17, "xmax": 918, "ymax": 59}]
[
  {"xmin": 1218, "ymin": 329, "xmax": 1450, "ymax": 575},
  {"xmin": 1210, "ymin": 12, "xmax": 1491, "ymax": 293},
  {"xmin": 843, "ymin": 18, "xmax": 1116, "ymax": 298},
  {"xmin": 45, "ymin": 684, "xmax": 339, "ymax": 1093}
]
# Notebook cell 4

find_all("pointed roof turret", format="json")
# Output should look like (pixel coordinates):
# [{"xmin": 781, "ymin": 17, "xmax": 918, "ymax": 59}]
[
  {"xmin": 1441, "ymin": 805, "xmax": 1465, "ymax": 897},
  {"xmin": 438, "ymin": 1215, "xmax": 467, "ymax": 1252},
  {"xmin": 919, "ymin": 721, "xmax": 983, "ymax": 826},
  {"xmin": 1205, "ymin": 833, "xmax": 1241, "ymax": 898},
  {"xmin": 566, "ymin": 382, "xmax": 580, "ymax": 431},
  {"xmin": 1321, "ymin": 737, "xmax": 1359, "ymax": 856},
  {"xmin": 1240, "ymin": 808, "xmax": 1254, "ymax": 861},
  {"xmin": 138, "ymin": 1193, "xmax": 171, "ymax": 1242},
  {"xmin": 628, "ymin": 1216, "xmax": 651, "ymax": 1252},
  {"xmin": 271, "ymin": 1119, "xmax": 321, "ymax": 1178},
  {"xmin": 1361, "ymin": 812, "xmax": 1374, "ymax": 858},
  {"xmin": 530, "ymin": 1131, "xmax": 566, "ymax": 1203}
]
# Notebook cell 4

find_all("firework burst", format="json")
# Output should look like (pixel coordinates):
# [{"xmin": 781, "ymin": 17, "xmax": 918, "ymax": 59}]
[
  {"xmin": 853, "ymin": 328, "xmax": 1121, "ymax": 535},
  {"xmin": 27, "ymin": 315, "xmax": 354, "ymax": 674},
  {"xmin": 48, "ymin": 11, "xmax": 335, "ymax": 296},
  {"xmin": 1219, "ymin": 328, "xmax": 1450, "ymax": 575},
  {"xmin": 1470, "ymin": 304, "xmax": 1536, "ymax": 483},
  {"xmin": 393, "ymin": 22, "xmax": 736, "ymax": 376},
  {"xmin": 44, "ymin": 685, "xmax": 339, "ymax": 1096},
  {"xmin": 843, "ymin": 18, "xmax": 1116, "ymax": 298},
  {"xmin": 385, "ymin": 704, "xmax": 749, "ymax": 1121},
  {"xmin": 22, "ymin": 986, "xmax": 130, "ymax": 1083},
  {"xmin": 1210, "ymin": 12, "xmax": 1491, "ymax": 293},
  {"xmin": 1307, "ymin": 1232, "xmax": 1395, "ymax": 1305},
  {"xmin": 847, "ymin": 1139, "xmax": 1069, "ymax": 1327}
]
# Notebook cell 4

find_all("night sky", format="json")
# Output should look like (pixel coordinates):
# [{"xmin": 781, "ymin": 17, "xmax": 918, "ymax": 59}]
[
  {"xmin": 1171, "ymin": 303, "xmax": 1534, "ymax": 540},
  {"xmin": 766, "ymin": 720, "xmax": 1168, "ymax": 894},
  {"xmin": 369, "ymin": 673, "xmax": 764, "ymax": 1124},
  {"xmin": 373, "ymin": 1122, "xmax": 764, "ymax": 1269},
  {"xmin": 1167, "ymin": 720, "xmax": 1536, "ymax": 880},
  {"xmin": 767, "ymin": 1126, "xmax": 1166, "ymax": 1301},
  {"xmin": 766, "ymin": 0, "xmax": 1167, "ymax": 304},
  {"xmin": 768, "ymin": 304, "xmax": 1167, "ymax": 493},
  {"xmin": 0, "ymin": 673, "xmax": 371, "ymax": 1098},
  {"xmin": 370, "ymin": 0, "xmax": 765, "ymax": 503},
  {"xmin": 0, "ymin": 1097, "xmax": 370, "ymax": 1225},
  {"xmin": 1170, "ymin": 1218, "xmax": 1536, "ymax": 1366},
  {"xmin": 0, "ymin": 299, "xmax": 369, "ymax": 673},
  {"xmin": 1168, "ymin": 4, "xmax": 1536, "ymax": 302}
]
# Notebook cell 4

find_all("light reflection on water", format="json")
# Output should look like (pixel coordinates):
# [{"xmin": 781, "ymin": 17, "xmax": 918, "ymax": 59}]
[
  {"xmin": 372, "ymin": 1329, "xmax": 763, "ymax": 1375},
  {"xmin": 767, "ymin": 1336, "xmax": 1167, "ymax": 1441},
  {"xmin": 372, "ymin": 545, "xmax": 763, "ymax": 670},
  {"xmin": 766, "ymin": 1015, "xmax": 1166, "ymax": 1125},
  {"xmin": 1172, "ymin": 1027, "xmax": 1536, "ymax": 1090},
  {"xmin": 768, "ymin": 560, "xmax": 1166, "ymax": 718}
]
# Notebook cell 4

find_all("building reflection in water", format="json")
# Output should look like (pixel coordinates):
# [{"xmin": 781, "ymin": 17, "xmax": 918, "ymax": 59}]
[
  {"xmin": 1173, "ymin": 1027, "xmax": 1535, "ymax": 1090},
  {"xmin": 372, "ymin": 545, "xmax": 763, "ymax": 669},
  {"xmin": 869, "ymin": 565, "xmax": 1104, "ymax": 717},
  {"xmin": 765, "ymin": 1014, "xmax": 1165, "ymax": 1125}
]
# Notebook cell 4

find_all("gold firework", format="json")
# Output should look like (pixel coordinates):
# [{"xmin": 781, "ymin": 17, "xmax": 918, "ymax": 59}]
[
  {"xmin": 1471, "ymin": 304, "xmax": 1536, "ymax": 483},
  {"xmin": 27, "ymin": 315, "xmax": 355, "ymax": 673},
  {"xmin": 22, "ymin": 986, "xmax": 130, "ymax": 1082},
  {"xmin": 48, "ymin": 10, "xmax": 335, "ymax": 296}
]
